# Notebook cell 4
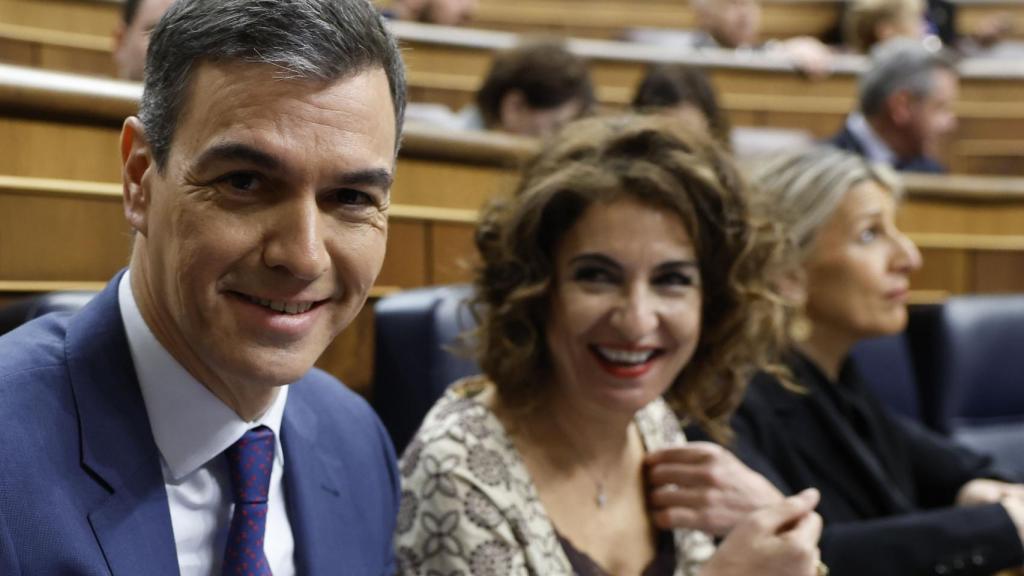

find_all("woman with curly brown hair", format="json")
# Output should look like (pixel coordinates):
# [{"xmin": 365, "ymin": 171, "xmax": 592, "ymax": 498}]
[{"xmin": 394, "ymin": 115, "xmax": 824, "ymax": 576}]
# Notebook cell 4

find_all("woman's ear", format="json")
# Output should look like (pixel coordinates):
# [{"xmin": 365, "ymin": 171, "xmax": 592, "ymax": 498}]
[
  {"xmin": 775, "ymin": 266, "xmax": 808, "ymax": 307},
  {"xmin": 121, "ymin": 116, "xmax": 153, "ymax": 237}
]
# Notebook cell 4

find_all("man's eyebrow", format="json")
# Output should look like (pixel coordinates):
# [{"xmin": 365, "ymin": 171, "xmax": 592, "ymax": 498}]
[
  {"xmin": 191, "ymin": 143, "xmax": 283, "ymax": 174},
  {"xmin": 336, "ymin": 168, "xmax": 394, "ymax": 190},
  {"xmin": 190, "ymin": 144, "xmax": 393, "ymax": 189}
]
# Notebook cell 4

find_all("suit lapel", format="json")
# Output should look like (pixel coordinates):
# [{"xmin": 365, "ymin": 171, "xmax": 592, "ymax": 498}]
[
  {"xmin": 793, "ymin": 387, "xmax": 914, "ymax": 515},
  {"xmin": 66, "ymin": 274, "xmax": 180, "ymax": 576},
  {"xmin": 778, "ymin": 356, "xmax": 917, "ymax": 512},
  {"xmin": 282, "ymin": 385, "xmax": 351, "ymax": 575}
]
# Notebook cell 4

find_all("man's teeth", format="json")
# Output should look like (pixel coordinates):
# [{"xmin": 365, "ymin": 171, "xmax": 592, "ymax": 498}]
[
  {"xmin": 247, "ymin": 296, "xmax": 314, "ymax": 315},
  {"xmin": 595, "ymin": 347, "xmax": 655, "ymax": 365}
]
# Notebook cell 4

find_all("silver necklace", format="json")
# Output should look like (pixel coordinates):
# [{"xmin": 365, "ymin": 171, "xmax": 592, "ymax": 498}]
[{"xmin": 553, "ymin": 421, "xmax": 613, "ymax": 509}]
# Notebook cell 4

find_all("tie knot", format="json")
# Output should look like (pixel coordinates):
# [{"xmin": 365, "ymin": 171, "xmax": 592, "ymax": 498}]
[{"xmin": 226, "ymin": 425, "xmax": 275, "ymax": 505}]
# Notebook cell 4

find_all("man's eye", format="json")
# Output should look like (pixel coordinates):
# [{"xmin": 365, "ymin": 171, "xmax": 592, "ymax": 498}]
[
  {"xmin": 221, "ymin": 172, "xmax": 260, "ymax": 193},
  {"xmin": 334, "ymin": 189, "xmax": 375, "ymax": 207}
]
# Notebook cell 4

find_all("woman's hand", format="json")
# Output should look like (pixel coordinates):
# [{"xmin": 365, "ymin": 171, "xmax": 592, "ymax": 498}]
[
  {"xmin": 956, "ymin": 478, "xmax": 1024, "ymax": 507},
  {"xmin": 956, "ymin": 479, "xmax": 1024, "ymax": 567},
  {"xmin": 646, "ymin": 442, "xmax": 785, "ymax": 536},
  {"xmin": 700, "ymin": 489, "xmax": 824, "ymax": 576}
]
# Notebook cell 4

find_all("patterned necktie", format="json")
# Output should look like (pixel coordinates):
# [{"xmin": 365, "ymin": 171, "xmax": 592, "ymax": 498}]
[{"xmin": 222, "ymin": 426, "xmax": 275, "ymax": 576}]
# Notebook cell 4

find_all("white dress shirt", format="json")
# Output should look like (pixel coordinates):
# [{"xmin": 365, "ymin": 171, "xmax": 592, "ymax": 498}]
[
  {"xmin": 118, "ymin": 273, "xmax": 296, "ymax": 576},
  {"xmin": 846, "ymin": 111, "xmax": 898, "ymax": 166}
]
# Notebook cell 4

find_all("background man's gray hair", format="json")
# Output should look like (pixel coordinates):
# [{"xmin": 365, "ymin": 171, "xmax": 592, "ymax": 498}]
[
  {"xmin": 748, "ymin": 146, "xmax": 901, "ymax": 256},
  {"xmin": 858, "ymin": 38, "xmax": 956, "ymax": 117},
  {"xmin": 140, "ymin": 0, "xmax": 407, "ymax": 171}
]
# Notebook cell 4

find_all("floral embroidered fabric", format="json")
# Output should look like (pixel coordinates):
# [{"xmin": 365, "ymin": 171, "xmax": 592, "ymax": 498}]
[{"xmin": 394, "ymin": 376, "xmax": 715, "ymax": 575}]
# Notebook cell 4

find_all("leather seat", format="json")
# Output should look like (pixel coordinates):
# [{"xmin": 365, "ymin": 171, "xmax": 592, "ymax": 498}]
[
  {"xmin": 849, "ymin": 304, "xmax": 942, "ymax": 427},
  {"xmin": 371, "ymin": 285, "xmax": 480, "ymax": 455},
  {"xmin": 0, "ymin": 291, "xmax": 98, "ymax": 337},
  {"xmin": 929, "ymin": 295, "xmax": 1024, "ymax": 477}
]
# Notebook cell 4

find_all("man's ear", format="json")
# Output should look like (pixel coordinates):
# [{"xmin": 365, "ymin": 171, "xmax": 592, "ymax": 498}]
[
  {"xmin": 121, "ymin": 116, "xmax": 153, "ymax": 237},
  {"xmin": 887, "ymin": 90, "xmax": 913, "ymax": 126}
]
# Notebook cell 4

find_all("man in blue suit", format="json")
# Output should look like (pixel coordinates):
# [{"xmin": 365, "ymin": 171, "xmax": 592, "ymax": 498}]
[
  {"xmin": 828, "ymin": 39, "xmax": 958, "ymax": 173},
  {"xmin": 0, "ymin": 1, "xmax": 406, "ymax": 574}
]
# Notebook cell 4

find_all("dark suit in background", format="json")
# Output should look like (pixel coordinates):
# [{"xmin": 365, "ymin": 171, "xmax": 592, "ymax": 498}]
[
  {"xmin": 0, "ymin": 277, "xmax": 400, "ymax": 575},
  {"xmin": 828, "ymin": 123, "xmax": 946, "ymax": 174}
]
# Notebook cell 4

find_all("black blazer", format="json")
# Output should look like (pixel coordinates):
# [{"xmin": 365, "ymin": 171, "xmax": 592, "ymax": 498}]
[
  {"xmin": 695, "ymin": 353, "xmax": 1024, "ymax": 576},
  {"xmin": 827, "ymin": 122, "xmax": 947, "ymax": 174}
]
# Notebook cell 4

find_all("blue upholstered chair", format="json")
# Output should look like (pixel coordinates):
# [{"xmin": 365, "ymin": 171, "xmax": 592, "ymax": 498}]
[
  {"xmin": 371, "ymin": 285, "xmax": 481, "ymax": 455},
  {"xmin": 0, "ymin": 291, "xmax": 99, "ymax": 337},
  {"xmin": 851, "ymin": 333, "xmax": 922, "ymax": 422},
  {"xmin": 928, "ymin": 295, "xmax": 1024, "ymax": 477},
  {"xmin": 848, "ymin": 304, "xmax": 943, "ymax": 427}
]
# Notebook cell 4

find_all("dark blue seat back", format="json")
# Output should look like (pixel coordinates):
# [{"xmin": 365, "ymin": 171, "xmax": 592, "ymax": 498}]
[
  {"xmin": 371, "ymin": 285, "xmax": 481, "ymax": 455},
  {"xmin": 0, "ymin": 291, "xmax": 99, "ymax": 337},
  {"xmin": 848, "ymin": 304, "xmax": 942, "ymax": 427},
  {"xmin": 930, "ymin": 295, "xmax": 1024, "ymax": 477},
  {"xmin": 850, "ymin": 333, "xmax": 921, "ymax": 422}
]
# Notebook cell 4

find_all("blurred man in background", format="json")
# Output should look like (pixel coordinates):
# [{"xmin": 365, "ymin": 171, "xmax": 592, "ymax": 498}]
[{"xmin": 113, "ymin": 0, "xmax": 174, "ymax": 80}]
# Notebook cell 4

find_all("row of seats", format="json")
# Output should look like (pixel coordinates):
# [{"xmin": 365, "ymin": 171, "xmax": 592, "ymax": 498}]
[
  {"xmin": 4, "ymin": 287, "xmax": 1021, "ymax": 476},
  {"xmin": 373, "ymin": 285, "xmax": 1024, "ymax": 477}
]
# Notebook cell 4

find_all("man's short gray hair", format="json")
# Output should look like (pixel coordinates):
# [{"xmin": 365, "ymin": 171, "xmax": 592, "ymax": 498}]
[
  {"xmin": 139, "ymin": 0, "xmax": 407, "ymax": 171},
  {"xmin": 858, "ymin": 38, "xmax": 956, "ymax": 117},
  {"xmin": 749, "ymin": 146, "xmax": 901, "ymax": 257}
]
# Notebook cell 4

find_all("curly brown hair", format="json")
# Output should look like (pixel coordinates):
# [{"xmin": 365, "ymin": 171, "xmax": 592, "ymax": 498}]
[{"xmin": 470, "ymin": 115, "xmax": 788, "ymax": 441}]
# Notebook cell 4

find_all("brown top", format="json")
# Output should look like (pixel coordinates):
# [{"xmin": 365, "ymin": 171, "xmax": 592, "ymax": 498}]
[{"xmin": 557, "ymin": 529, "xmax": 677, "ymax": 576}]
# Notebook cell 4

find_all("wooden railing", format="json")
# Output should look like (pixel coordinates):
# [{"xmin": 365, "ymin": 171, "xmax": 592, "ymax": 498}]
[
  {"xmin": 3, "ymin": 16, "xmax": 1024, "ymax": 175},
  {"xmin": 4, "ymin": 62, "xmax": 1024, "ymax": 390}
]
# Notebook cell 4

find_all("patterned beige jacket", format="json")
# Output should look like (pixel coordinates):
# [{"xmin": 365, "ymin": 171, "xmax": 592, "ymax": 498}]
[{"xmin": 394, "ymin": 376, "xmax": 716, "ymax": 575}]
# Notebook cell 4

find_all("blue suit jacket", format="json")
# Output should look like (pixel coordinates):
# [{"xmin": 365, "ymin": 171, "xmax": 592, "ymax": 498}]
[
  {"xmin": 0, "ymin": 275, "xmax": 400, "ymax": 575},
  {"xmin": 827, "ymin": 122, "xmax": 947, "ymax": 174}
]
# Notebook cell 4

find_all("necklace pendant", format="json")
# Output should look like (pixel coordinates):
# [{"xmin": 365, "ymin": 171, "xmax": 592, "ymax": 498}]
[{"xmin": 595, "ymin": 489, "xmax": 607, "ymax": 508}]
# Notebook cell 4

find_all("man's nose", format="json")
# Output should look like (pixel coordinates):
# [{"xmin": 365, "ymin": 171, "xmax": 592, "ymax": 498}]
[{"xmin": 263, "ymin": 198, "xmax": 329, "ymax": 280}]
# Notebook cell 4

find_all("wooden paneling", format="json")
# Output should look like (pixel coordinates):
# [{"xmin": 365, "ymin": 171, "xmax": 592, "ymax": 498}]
[
  {"xmin": 5, "ymin": 21, "xmax": 1024, "ymax": 174},
  {"xmin": 0, "ymin": 22, "xmax": 114, "ymax": 76},
  {"xmin": 0, "ymin": 116, "xmax": 121, "ymax": 180},
  {"xmin": 0, "ymin": 178, "xmax": 131, "ymax": 281},
  {"xmin": 315, "ymin": 302, "xmax": 377, "ymax": 396},
  {"xmin": 379, "ymin": 219, "xmax": 430, "ymax": 288},
  {"xmin": 429, "ymin": 221, "xmax": 478, "ymax": 285},
  {"xmin": 0, "ymin": 0, "xmax": 120, "ymax": 37}
]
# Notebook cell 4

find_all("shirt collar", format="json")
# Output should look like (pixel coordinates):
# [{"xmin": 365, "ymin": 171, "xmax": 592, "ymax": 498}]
[
  {"xmin": 118, "ymin": 271, "xmax": 288, "ymax": 482},
  {"xmin": 846, "ymin": 112, "xmax": 897, "ymax": 166}
]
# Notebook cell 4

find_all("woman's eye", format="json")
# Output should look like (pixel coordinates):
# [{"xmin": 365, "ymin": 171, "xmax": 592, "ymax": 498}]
[
  {"xmin": 858, "ymin": 227, "xmax": 880, "ymax": 244},
  {"xmin": 655, "ymin": 271, "xmax": 697, "ymax": 287},
  {"xmin": 572, "ymin": 266, "xmax": 616, "ymax": 284}
]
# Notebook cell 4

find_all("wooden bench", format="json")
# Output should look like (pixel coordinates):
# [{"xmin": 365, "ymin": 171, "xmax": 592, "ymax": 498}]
[
  {"xmin": 5, "ymin": 63, "xmax": 1024, "ymax": 392},
  {"xmin": 392, "ymin": 20, "xmax": 1024, "ymax": 176},
  {"xmin": 3, "ymin": 16, "xmax": 1024, "ymax": 175},
  {"xmin": 7, "ymin": 0, "xmax": 1024, "ymax": 44}
]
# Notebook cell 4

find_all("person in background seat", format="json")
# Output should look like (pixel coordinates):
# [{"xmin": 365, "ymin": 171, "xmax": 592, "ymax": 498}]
[{"xmin": 828, "ymin": 39, "xmax": 958, "ymax": 173}]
